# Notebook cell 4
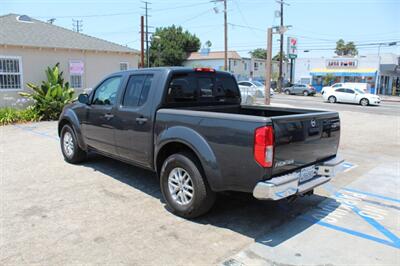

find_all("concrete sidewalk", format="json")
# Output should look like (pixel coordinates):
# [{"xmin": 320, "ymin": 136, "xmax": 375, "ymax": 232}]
[{"xmin": 380, "ymin": 95, "xmax": 400, "ymax": 102}]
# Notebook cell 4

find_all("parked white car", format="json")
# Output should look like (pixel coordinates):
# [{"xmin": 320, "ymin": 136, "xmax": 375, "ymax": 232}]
[
  {"xmin": 322, "ymin": 87, "xmax": 381, "ymax": 106},
  {"xmin": 237, "ymin": 80, "xmax": 274, "ymax": 98},
  {"xmin": 322, "ymin": 82, "xmax": 370, "ymax": 95}
]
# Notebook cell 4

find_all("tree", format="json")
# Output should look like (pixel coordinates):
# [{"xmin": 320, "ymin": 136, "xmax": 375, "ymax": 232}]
[
  {"xmin": 149, "ymin": 25, "xmax": 201, "ymax": 67},
  {"xmin": 335, "ymin": 39, "xmax": 358, "ymax": 56},
  {"xmin": 272, "ymin": 51, "xmax": 288, "ymax": 62},
  {"xmin": 249, "ymin": 48, "xmax": 267, "ymax": 59}
]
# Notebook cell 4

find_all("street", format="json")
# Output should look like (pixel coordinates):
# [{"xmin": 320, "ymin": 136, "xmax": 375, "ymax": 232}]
[
  {"xmin": 263, "ymin": 94, "xmax": 400, "ymax": 116},
  {"xmin": 1, "ymin": 95, "xmax": 399, "ymax": 265}
]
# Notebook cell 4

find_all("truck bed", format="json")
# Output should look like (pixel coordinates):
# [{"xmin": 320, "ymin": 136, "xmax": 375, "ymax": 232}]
[{"xmin": 156, "ymin": 104, "xmax": 340, "ymax": 192}]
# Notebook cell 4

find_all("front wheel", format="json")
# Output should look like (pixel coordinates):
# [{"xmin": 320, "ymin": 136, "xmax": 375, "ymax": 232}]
[
  {"xmin": 328, "ymin": 96, "xmax": 337, "ymax": 103},
  {"xmin": 160, "ymin": 153, "xmax": 216, "ymax": 218},
  {"xmin": 60, "ymin": 124, "xmax": 87, "ymax": 164},
  {"xmin": 360, "ymin": 98, "xmax": 369, "ymax": 106},
  {"xmin": 303, "ymin": 90, "xmax": 309, "ymax": 96},
  {"xmin": 284, "ymin": 90, "xmax": 290, "ymax": 95}
]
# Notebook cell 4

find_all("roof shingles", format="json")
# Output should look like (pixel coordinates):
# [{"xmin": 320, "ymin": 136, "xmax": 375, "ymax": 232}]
[{"xmin": 0, "ymin": 14, "xmax": 139, "ymax": 54}]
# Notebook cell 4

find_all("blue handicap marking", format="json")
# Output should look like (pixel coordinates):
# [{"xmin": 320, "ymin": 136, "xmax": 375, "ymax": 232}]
[{"xmin": 303, "ymin": 183, "xmax": 400, "ymax": 249}]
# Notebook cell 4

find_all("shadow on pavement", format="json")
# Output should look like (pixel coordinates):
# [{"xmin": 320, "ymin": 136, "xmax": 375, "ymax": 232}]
[{"xmin": 82, "ymin": 153, "xmax": 337, "ymax": 245}]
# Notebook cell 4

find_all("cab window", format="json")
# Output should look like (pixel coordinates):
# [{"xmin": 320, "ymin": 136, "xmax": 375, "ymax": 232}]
[
  {"xmin": 335, "ymin": 88, "xmax": 345, "ymax": 92},
  {"xmin": 166, "ymin": 72, "xmax": 240, "ymax": 105},
  {"xmin": 92, "ymin": 76, "xmax": 122, "ymax": 105},
  {"xmin": 122, "ymin": 74, "xmax": 153, "ymax": 107}
]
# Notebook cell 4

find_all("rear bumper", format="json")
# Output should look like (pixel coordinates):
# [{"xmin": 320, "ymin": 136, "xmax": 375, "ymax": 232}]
[{"xmin": 253, "ymin": 156, "xmax": 346, "ymax": 200}]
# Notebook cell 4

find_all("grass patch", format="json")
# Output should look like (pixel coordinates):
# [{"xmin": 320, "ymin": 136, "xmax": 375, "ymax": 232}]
[{"xmin": 0, "ymin": 107, "xmax": 41, "ymax": 126}]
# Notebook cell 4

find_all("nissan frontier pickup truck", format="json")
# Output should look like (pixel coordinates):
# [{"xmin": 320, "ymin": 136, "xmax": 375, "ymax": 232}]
[{"xmin": 58, "ymin": 67, "xmax": 346, "ymax": 218}]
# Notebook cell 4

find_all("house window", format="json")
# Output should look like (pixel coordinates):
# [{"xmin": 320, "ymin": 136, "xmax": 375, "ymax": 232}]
[
  {"xmin": 0, "ymin": 56, "xmax": 22, "ymax": 90},
  {"xmin": 244, "ymin": 63, "xmax": 247, "ymax": 71},
  {"xmin": 254, "ymin": 62, "xmax": 259, "ymax": 71},
  {"xmin": 233, "ymin": 60, "xmax": 237, "ymax": 66},
  {"xmin": 70, "ymin": 75, "xmax": 82, "ymax": 89},
  {"xmin": 120, "ymin": 62, "xmax": 129, "ymax": 71}
]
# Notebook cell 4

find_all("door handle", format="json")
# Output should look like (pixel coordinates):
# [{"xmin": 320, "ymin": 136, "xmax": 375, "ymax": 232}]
[
  {"xmin": 136, "ymin": 117, "xmax": 148, "ymax": 124},
  {"xmin": 104, "ymin": 113, "xmax": 114, "ymax": 120}
]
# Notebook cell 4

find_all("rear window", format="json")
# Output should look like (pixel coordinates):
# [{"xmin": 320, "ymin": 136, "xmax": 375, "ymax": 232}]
[{"xmin": 166, "ymin": 72, "xmax": 240, "ymax": 105}]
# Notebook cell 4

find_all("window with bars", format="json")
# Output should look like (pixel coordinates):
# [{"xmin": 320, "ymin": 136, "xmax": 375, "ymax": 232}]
[
  {"xmin": 0, "ymin": 57, "xmax": 22, "ymax": 90},
  {"xmin": 70, "ymin": 75, "xmax": 82, "ymax": 89},
  {"xmin": 120, "ymin": 62, "xmax": 129, "ymax": 71}
]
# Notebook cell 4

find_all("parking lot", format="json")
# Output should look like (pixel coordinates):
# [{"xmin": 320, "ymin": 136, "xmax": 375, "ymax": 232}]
[{"xmin": 1, "ymin": 95, "xmax": 399, "ymax": 265}]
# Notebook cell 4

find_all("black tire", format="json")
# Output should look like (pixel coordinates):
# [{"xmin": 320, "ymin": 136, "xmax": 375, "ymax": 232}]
[
  {"xmin": 360, "ymin": 98, "xmax": 369, "ymax": 106},
  {"xmin": 328, "ymin": 96, "xmax": 337, "ymax": 103},
  {"xmin": 160, "ymin": 153, "xmax": 216, "ymax": 218},
  {"xmin": 60, "ymin": 124, "xmax": 87, "ymax": 164},
  {"xmin": 303, "ymin": 90, "xmax": 309, "ymax": 96},
  {"xmin": 284, "ymin": 90, "xmax": 290, "ymax": 95}
]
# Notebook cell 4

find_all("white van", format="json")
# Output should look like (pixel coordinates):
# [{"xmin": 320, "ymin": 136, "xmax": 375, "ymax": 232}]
[{"xmin": 322, "ymin": 82, "xmax": 371, "ymax": 95}]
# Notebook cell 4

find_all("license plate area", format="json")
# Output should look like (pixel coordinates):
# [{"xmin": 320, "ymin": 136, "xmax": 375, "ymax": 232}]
[{"xmin": 299, "ymin": 165, "xmax": 316, "ymax": 183}]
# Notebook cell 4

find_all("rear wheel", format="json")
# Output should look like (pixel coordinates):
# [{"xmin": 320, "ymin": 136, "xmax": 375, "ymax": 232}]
[
  {"xmin": 328, "ymin": 96, "xmax": 337, "ymax": 103},
  {"xmin": 60, "ymin": 124, "xmax": 87, "ymax": 164},
  {"xmin": 360, "ymin": 98, "xmax": 369, "ymax": 106},
  {"xmin": 160, "ymin": 153, "xmax": 216, "ymax": 218},
  {"xmin": 303, "ymin": 90, "xmax": 309, "ymax": 96},
  {"xmin": 284, "ymin": 90, "xmax": 290, "ymax": 95}
]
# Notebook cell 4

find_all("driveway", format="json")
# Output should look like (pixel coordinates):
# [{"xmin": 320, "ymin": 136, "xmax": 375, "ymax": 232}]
[{"xmin": 1, "ymin": 101, "xmax": 399, "ymax": 265}]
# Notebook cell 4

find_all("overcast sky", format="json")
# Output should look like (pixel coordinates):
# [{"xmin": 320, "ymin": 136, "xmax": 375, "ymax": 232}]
[{"xmin": 2, "ymin": 0, "xmax": 399, "ymax": 58}]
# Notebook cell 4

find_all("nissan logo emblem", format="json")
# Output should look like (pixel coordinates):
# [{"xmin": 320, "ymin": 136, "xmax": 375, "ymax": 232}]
[{"xmin": 310, "ymin": 119, "xmax": 317, "ymax": 128}]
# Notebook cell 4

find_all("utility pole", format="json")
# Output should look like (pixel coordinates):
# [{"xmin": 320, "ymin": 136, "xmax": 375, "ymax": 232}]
[
  {"xmin": 140, "ymin": 16, "xmax": 145, "ymax": 68},
  {"xmin": 212, "ymin": 0, "xmax": 228, "ymax": 71},
  {"xmin": 265, "ymin": 28, "xmax": 273, "ymax": 105},
  {"xmin": 72, "ymin": 19, "xmax": 83, "ymax": 33},
  {"xmin": 224, "ymin": 0, "xmax": 228, "ymax": 71},
  {"xmin": 278, "ymin": 0, "xmax": 284, "ymax": 92},
  {"xmin": 141, "ymin": 1, "xmax": 151, "ymax": 67}
]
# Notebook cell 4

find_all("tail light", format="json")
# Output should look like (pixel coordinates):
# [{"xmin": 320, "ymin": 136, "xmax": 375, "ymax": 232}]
[{"xmin": 254, "ymin": 126, "xmax": 274, "ymax": 168}]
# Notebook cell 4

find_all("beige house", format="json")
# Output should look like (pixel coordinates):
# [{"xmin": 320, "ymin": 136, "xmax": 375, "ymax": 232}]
[
  {"xmin": 0, "ymin": 14, "xmax": 140, "ymax": 107},
  {"xmin": 184, "ymin": 50, "xmax": 290, "ymax": 81}
]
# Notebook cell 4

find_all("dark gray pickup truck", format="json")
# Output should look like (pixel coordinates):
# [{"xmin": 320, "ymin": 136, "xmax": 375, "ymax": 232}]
[{"xmin": 58, "ymin": 67, "xmax": 346, "ymax": 218}]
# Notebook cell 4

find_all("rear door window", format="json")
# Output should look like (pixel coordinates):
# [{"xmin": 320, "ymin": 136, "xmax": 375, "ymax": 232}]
[
  {"xmin": 122, "ymin": 74, "xmax": 153, "ymax": 107},
  {"xmin": 335, "ymin": 88, "xmax": 345, "ymax": 92}
]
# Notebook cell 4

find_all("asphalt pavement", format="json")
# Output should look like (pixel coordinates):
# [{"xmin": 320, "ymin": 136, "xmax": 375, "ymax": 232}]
[
  {"xmin": 259, "ymin": 94, "xmax": 400, "ymax": 116},
  {"xmin": 1, "ymin": 96, "xmax": 399, "ymax": 265}
]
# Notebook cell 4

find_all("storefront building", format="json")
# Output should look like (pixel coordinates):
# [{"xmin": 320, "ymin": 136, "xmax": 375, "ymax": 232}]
[{"xmin": 295, "ymin": 54, "xmax": 400, "ymax": 95}]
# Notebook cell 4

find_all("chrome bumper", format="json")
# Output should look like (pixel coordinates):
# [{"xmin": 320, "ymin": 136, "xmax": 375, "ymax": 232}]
[{"xmin": 253, "ymin": 157, "xmax": 346, "ymax": 200}]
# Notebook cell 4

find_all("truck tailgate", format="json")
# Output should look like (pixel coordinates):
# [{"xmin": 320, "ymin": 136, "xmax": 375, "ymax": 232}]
[{"xmin": 271, "ymin": 111, "xmax": 340, "ymax": 176}]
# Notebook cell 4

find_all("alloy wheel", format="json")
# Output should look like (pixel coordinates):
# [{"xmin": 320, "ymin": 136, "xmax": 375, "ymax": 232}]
[
  {"xmin": 168, "ymin": 167, "xmax": 194, "ymax": 205},
  {"xmin": 63, "ymin": 131, "xmax": 74, "ymax": 157}
]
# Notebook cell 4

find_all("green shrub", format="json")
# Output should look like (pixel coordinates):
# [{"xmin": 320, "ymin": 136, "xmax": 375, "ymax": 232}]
[
  {"xmin": 0, "ymin": 107, "xmax": 40, "ymax": 125},
  {"xmin": 19, "ymin": 63, "xmax": 75, "ymax": 120}
]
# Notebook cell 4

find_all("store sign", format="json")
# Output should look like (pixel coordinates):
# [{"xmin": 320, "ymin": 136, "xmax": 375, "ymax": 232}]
[
  {"xmin": 287, "ymin": 37, "xmax": 297, "ymax": 59},
  {"xmin": 69, "ymin": 60, "xmax": 84, "ymax": 75},
  {"xmin": 326, "ymin": 59, "xmax": 358, "ymax": 68}
]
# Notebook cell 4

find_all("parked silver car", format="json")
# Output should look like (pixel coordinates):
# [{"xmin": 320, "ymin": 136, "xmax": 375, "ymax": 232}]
[{"xmin": 284, "ymin": 84, "xmax": 316, "ymax": 96}]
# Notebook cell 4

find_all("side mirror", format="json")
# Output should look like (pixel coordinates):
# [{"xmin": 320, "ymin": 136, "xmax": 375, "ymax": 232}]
[{"xmin": 78, "ymin": 93, "xmax": 89, "ymax": 105}]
